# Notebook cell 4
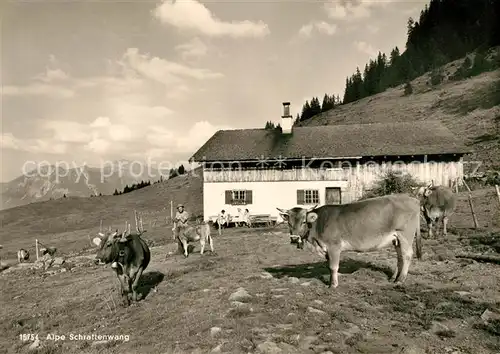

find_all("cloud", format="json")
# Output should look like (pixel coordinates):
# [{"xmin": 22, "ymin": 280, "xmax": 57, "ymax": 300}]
[
  {"xmin": 108, "ymin": 124, "xmax": 133, "ymax": 142},
  {"xmin": 166, "ymin": 85, "xmax": 191, "ymax": 100},
  {"xmin": 3, "ymin": 48, "xmax": 226, "ymax": 161},
  {"xmin": 146, "ymin": 120, "xmax": 232, "ymax": 154},
  {"xmin": 44, "ymin": 121, "xmax": 92, "ymax": 143},
  {"xmin": 90, "ymin": 116, "xmax": 112, "ymax": 128},
  {"xmin": 175, "ymin": 37, "xmax": 208, "ymax": 59},
  {"xmin": 324, "ymin": 0, "xmax": 396, "ymax": 21},
  {"xmin": 354, "ymin": 40, "xmax": 378, "ymax": 57},
  {"xmin": 121, "ymin": 48, "xmax": 223, "ymax": 84},
  {"xmin": 2, "ymin": 83, "xmax": 75, "ymax": 99},
  {"xmin": 298, "ymin": 21, "xmax": 338, "ymax": 38},
  {"xmin": 84, "ymin": 138, "xmax": 111, "ymax": 155},
  {"xmin": 152, "ymin": 0, "xmax": 270, "ymax": 38},
  {"xmin": 366, "ymin": 24, "xmax": 380, "ymax": 34},
  {"xmin": 1, "ymin": 132, "xmax": 66, "ymax": 154},
  {"xmin": 3, "ymin": 55, "xmax": 73, "ymax": 98}
]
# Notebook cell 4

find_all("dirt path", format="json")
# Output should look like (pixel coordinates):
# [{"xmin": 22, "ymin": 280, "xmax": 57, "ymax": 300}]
[{"xmin": 1, "ymin": 228, "xmax": 499, "ymax": 354}]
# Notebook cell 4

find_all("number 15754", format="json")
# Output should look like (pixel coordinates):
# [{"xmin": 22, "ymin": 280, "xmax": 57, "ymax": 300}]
[{"xmin": 20, "ymin": 334, "xmax": 39, "ymax": 341}]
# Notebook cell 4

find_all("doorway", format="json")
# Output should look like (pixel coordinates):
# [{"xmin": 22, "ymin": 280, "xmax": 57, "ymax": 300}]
[{"xmin": 325, "ymin": 187, "xmax": 342, "ymax": 205}]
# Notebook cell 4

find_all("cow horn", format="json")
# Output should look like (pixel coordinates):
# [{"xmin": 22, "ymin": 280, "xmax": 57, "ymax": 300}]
[
  {"xmin": 98, "ymin": 232, "xmax": 105, "ymax": 237},
  {"xmin": 276, "ymin": 207, "xmax": 289, "ymax": 215},
  {"xmin": 307, "ymin": 204, "xmax": 318, "ymax": 212}
]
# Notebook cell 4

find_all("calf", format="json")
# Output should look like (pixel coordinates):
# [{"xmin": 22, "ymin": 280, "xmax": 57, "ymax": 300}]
[
  {"xmin": 93, "ymin": 229, "xmax": 150, "ymax": 306},
  {"xmin": 177, "ymin": 221, "xmax": 214, "ymax": 257},
  {"xmin": 277, "ymin": 193, "xmax": 422, "ymax": 288},
  {"xmin": 17, "ymin": 249, "xmax": 29, "ymax": 263},
  {"xmin": 416, "ymin": 184, "xmax": 457, "ymax": 238}
]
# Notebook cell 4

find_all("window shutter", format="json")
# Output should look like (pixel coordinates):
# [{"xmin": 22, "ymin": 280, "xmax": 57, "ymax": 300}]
[
  {"xmin": 225, "ymin": 190, "xmax": 232, "ymax": 204},
  {"xmin": 246, "ymin": 190, "xmax": 253, "ymax": 204},
  {"xmin": 297, "ymin": 190, "xmax": 305, "ymax": 204}
]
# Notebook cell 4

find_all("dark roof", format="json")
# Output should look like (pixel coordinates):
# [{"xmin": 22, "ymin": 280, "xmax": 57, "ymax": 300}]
[{"xmin": 191, "ymin": 121, "xmax": 471, "ymax": 162}]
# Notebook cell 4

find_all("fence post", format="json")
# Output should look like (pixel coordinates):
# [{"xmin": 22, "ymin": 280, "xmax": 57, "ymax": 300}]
[
  {"xmin": 463, "ymin": 180, "xmax": 479, "ymax": 229},
  {"xmin": 35, "ymin": 239, "xmax": 39, "ymax": 261}
]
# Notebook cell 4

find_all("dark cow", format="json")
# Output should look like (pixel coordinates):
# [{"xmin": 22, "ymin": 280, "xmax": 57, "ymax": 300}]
[
  {"xmin": 93, "ymin": 228, "xmax": 150, "ymax": 306},
  {"xmin": 414, "ymin": 184, "xmax": 457, "ymax": 238},
  {"xmin": 277, "ymin": 193, "xmax": 422, "ymax": 288},
  {"xmin": 17, "ymin": 249, "xmax": 29, "ymax": 263}
]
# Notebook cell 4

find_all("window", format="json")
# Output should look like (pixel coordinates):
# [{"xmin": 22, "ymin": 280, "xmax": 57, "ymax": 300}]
[
  {"xmin": 232, "ymin": 190, "xmax": 246, "ymax": 203},
  {"xmin": 297, "ymin": 189, "xmax": 319, "ymax": 205},
  {"xmin": 225, "ymin": 190, "xmax": 253, "ymax": 205}
]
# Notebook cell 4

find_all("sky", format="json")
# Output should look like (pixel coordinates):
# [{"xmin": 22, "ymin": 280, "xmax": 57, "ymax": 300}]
[{"xmin": 1, "ymin": 0, "xmax": 429, "ymax": 182}]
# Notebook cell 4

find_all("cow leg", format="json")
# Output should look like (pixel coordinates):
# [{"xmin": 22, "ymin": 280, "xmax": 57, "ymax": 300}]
[
  {"xmin": 200, "ymin": 238, "xmax": 206, "ymax": 255},
  {"xmin": 423, "ymin": 212, "xmax": 433, "ymax": 239},
  {"xmin": 390, "ymin": 238, "xmax": 403, "ymax": 282},
  {"xmin": 442, "ymin": 216, "xmax": 448, "ymax": 237},
  {"xmin": 117, "ymin": 275, "xmax": 131, "ymax": 306},
  {"xmin": 428, "ymin": 218, "xmax": 434, "ymax": 239},
  {"xmin": 326, "ymin": 247, "xmax": 341, "ymax": 288},
  {"xmin": 131, "ymin": 267, "xmax": 144, "ymax": 302},
  {"xmin": 394, "ymin": 237, "xmax": 413, "ymax": 284},
  {"xmin": 208, "ymin": 235, "xmax": 214, "ymax": 253},
  {"xmin": 180, "ymin": 238, "xmax": 189, "ymax": 257}
]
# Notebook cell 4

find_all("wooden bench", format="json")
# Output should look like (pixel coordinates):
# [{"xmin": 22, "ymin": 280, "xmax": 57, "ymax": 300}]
[{"xmin": 249, "ymin": 214, "xmax": 278, "ymax": 227}]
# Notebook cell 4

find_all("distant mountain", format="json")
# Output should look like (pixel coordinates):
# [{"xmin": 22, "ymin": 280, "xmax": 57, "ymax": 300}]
[{"xmin": 0, "ymin": 160, "xmax": 174, "ymax": 210}]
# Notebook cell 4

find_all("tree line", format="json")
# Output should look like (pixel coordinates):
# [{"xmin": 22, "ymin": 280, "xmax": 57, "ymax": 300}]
[
  {"xmin": 113, "ymin": 180, "xmax": 152, "ymax": 195},
  {"xmin": 112, "ymin": 164, "xmax": 187, "ymax": 195},
  {"xmin": 343, "ymin": 0, "xmax": 499, "ymax": 104},
  {"xmin": 294, "ymin": 0, "xmax": 500, "ymax": 118}
]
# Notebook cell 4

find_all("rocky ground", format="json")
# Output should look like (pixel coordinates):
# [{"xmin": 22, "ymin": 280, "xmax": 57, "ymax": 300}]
[{"xmin": 1, "ymin": 226, "xmax": 500, "ymax": 354}]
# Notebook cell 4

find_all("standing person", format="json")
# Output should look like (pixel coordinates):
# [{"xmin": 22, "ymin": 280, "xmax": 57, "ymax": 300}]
[
  {"xmin": 243, "ymin": 208, "xmax": 251, "ymax": 227},
  {"xmin": 172, "ymin": 204, "xmax": 190, "ymax": 254},
  {"xmin": 216, "ymin": 209, "xmax": 229, "ymax": 235}
]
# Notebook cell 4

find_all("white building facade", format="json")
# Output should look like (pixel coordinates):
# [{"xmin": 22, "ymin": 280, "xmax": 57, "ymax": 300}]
[{"xmin": 191, "ymin": 103, "xmax": 469, "ymax": 222}]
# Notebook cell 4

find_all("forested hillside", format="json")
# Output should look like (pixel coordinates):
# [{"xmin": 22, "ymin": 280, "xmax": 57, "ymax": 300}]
[{"xmin": 296, "ymin": 0, "xmax": 500, "ymax": 124}]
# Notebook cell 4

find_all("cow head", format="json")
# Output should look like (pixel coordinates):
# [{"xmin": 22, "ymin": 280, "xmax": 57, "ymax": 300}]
[
  {"xmin": 277, "ymin": 205, "xmax": 318, "ymax": 248},
  {"xmin": 411, "ymin": 184, "xmax": 434, "ymax": 198},
  {"xmin": 422, "ymin": 183, "xmax": 434, "ymax": 197},
  {"xmin": 93, "ymin": 229, "xmax": 131, "ymax": 266}
]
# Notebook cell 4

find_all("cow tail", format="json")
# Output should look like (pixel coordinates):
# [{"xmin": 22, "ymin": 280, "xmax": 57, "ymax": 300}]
[{"xmin": 415, "ymin": 214, "xmax": 422, "ymax": 260}]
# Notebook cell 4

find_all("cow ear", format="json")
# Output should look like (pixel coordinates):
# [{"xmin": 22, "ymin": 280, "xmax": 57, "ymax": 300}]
[
  {"xmin": 92, "ymin": 237, "xmax": 102, "ymax": 247},
  {"xmin": 306, "ymin": 212, "xmax": 318, "ymax": 223}
]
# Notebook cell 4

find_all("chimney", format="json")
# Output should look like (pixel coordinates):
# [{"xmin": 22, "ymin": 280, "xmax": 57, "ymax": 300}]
[{"xmin": 281, "ymin": 102, "xmax": 293, "ymax": 134}]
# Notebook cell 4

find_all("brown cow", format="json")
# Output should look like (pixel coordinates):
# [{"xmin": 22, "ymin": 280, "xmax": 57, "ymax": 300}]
[
  {"xmin": 177, "ymin": 220, "xmax": 214, "ymax": 257},
  {"xmin": 93, "ymin": 228, "xmax": 150, "ymax": 306},
  {"xmin": 277, "ymin": 193, "xmax": 422, "ymax": 288}
]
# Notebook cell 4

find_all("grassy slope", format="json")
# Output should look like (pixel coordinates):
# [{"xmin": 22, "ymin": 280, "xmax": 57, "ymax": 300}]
[
  {"xmin": 0, "ymin": 170, "xmax": 203, "ymax": 260},
  {"xmin": 297, "ymin": 64, "xmax": 500, "ymax": 171},
  {"xmin": 1, "ymin": 227, "xmax": 500, "ymax": 354}
]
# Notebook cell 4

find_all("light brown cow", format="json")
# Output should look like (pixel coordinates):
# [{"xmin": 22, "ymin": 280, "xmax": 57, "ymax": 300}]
[
  {"xmin": 177, "ymin": 221, "xmax": 214, "ymax": 257},
  {"xmin": 277, "ymin": 193, "xmax": 422, "ymax": 288}
]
